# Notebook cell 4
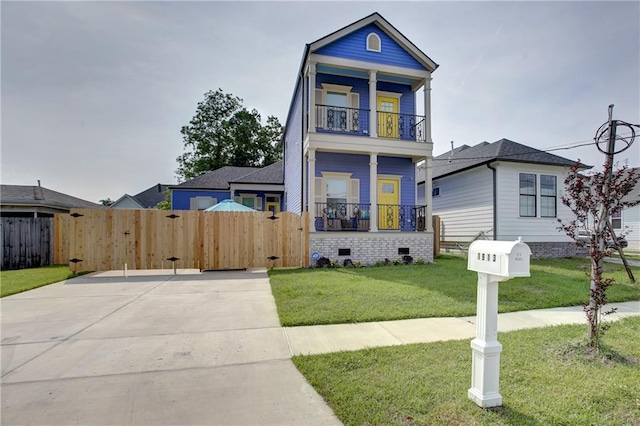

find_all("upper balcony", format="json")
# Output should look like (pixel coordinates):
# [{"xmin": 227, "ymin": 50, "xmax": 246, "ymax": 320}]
[{"xmin": 314, "ymin": 104, "xmax": 426, "ymax": 143}]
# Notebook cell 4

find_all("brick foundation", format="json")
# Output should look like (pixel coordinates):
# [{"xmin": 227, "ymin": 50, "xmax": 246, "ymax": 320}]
[
  {"xmin": 310, "ymin": 232, "xmax": 434, "ymax": 266},
  {"xmin": 525, "ymin": 242, "xmax": 588, "ymax": 259}
]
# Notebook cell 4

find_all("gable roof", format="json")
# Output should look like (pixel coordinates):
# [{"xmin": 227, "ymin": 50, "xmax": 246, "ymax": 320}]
[
  {"xmin": 433, "ymin": 139, "xmax": 591, "ymax": 179},
  {"xmin": 309, "ymin": 12, "xmax": 438, "ymax": 72},
  {"xmin": 231, "ymin": 160, "xmax": 284, "ymax": 184},
  {"xmin": 0, "ymin": 184, "xmax": 104, "ymax": 210},
  {"xmin": 173, "ymin": 162, "xmax": 283, "ymax": 190},
  {"xmin": 285, "ymin": 13, "xmax": 438, "ymax": 130},
  {"xmin": 133, "ymin": 183, "xmax": 171, "ymax": 208}
]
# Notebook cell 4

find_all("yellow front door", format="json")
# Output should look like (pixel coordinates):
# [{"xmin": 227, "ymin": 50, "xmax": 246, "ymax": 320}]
[
  {"xmin": 378, "ymin": 178, "xmax": 399, "ymax": 230},
  {"xmin": 377, "ymin": 96, "xmax": 399, "ymax": 138},
  {"xmin": 266, "ymin": 202, "xmax": 280, "ymax": 214}
]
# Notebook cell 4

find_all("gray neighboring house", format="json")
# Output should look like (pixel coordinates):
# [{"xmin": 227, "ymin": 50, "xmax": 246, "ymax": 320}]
[
  {"xmin": 171, "ymin": 161, "xmax": 284, "ymax": 213},
  {"xmin": 111, "ymin": 184, "xmax": 172, "ymax": 209},
  {"xmin": 617, "ymin": 167, "xmax": 640, "ymax": 251},
  {"xmin": 418, "ymin": 138, "xmax": 591, "ymax": 258},
  {"xmin": 0, "ymin": 184, "xmax": 104, "ymax": 217}
]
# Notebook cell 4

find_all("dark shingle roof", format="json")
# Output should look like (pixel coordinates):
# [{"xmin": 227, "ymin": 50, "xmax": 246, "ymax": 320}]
[
  {"xmin": 433, "ymin": 138, "xmax": 589, "ymax": 179},
  {"xmin": 172, "ymin": 166, "xmax": 261, "ymax": 190},
  {"xmin": 232, "ymin": 160, "xmax": 284, "ymax": 184},
  {"xmin": 0, "ymin": 185, "xmax": 104, "ymax": 209},
  {"xmin": 133, "ymin": 184, "xmax": 172, "ymax": 208}
]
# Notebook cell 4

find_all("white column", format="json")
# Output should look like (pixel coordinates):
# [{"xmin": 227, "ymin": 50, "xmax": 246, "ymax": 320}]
[
  {"xmin": 368, "ymin": 70, "xmax": 377, "ymax": 138},
  {"xmin": 369, "ymin": 152, "xmax": 378, "ymax": 232},
  {"xmin": 308, "ymin": 149, "xmax": 316, "ymax": 232},
  {"xmin": 423, "ymin": 77, "xmax": 432, "ymax": 143},
  {"xmin": 309, "ymin": 62, "xmax": 317, "ymax": 133},
  {"xmin": 302, "ymin": 67, "xmax": 308, "ymax": 135},
  {"xmin": 468, "ymin": 272, "xmax": 503, "ymax": 408},
  {"xmin": 425, "ymin": 156, "xmax": 433, "ymax": 233}
]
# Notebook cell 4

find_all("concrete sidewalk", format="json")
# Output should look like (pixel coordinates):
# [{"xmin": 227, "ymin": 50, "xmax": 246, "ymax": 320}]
[{"xmin": 285, "ymin": 301, "xmax": 640, "ymax": 355}]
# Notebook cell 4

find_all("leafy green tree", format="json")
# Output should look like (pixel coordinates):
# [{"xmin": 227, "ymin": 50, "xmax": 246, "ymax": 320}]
[
  {"xmin": 176, "ymin": 89, "xmax": 283, "ymax": 181},
  {"xmin": 99, "ymin": 198, "xmax": 114, "ymax": 206},
  {"xmin": 155, "ymin": 189, "xmax": 171, "ymax": 210}
]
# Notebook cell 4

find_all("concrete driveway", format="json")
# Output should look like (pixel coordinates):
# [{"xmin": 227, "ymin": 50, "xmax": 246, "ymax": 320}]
[{"xmin": 1, "ymin": 269, "xmax": 340, "ymax": 425}]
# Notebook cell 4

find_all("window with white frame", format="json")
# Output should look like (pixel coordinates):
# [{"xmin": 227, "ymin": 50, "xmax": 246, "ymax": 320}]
[
  {"xmin": 366, "ymin": 32, "xmax": 381, "ymax": 52},
  {"xmin": 315, "ymin": 84, "xmax": 360, "ymax": 132},
  {"xmin": 236, "ymin": 194, "xmax": 260, "ymax": 210},
  {"xmin": 519, "ymin": 173, "xmax": 536, "ymax": 217},
  {"xmin": 190, "ymin": 196, "xmax": 217, "ymax": 210},
  {"xmin": 519, "ymin": 173, "xmax": 557, "ymax": 218},
  {"xmin": 314, "ymin": 172, "xmax": 360, "ymax": 218},
  {"xmin": 611, "ymin": 210, "xmax": 622, "ymax": 229}
]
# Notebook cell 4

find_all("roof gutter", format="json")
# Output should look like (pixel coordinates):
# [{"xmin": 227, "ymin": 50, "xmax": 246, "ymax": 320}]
[{"xmin": 487, "ymin": 162, "xmax": 497, "ymax": 240}]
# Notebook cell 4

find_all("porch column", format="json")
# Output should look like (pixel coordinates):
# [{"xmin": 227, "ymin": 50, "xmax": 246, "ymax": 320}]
[
  {"xmin": 308, "ymin": 149, "xmax": 316, "ymax": 232},
  {"xmin": 302, "ymin": 66, "xmax": 308, "ymax": 135},
  {"xmin": 309, "ymin": 62, "xmax": 317, "ymax": 133},
  {"xmin": 369, "ymin": 152, "xmax": 378, "ymax": 232},
  {"xmin": 423, "ymin": 77, "xmax": 433, "ymax": 143},
  {"xmin": 425, "ymin": 156, "xmax": 434, "ymax": 233},
  {"xmin": 368, "ymin": 70, "xmax": 377, "ymax": 138}
]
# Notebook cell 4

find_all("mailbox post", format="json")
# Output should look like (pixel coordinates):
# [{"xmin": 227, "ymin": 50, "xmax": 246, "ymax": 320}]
[{"xmin": 467, "ymin": 237, "xmax": 531, "ymax": 408}]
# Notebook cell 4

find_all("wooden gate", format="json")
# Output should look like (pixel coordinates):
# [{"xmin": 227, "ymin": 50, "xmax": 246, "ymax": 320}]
[
  {"xmin": 54, "ymin": 209, "xmax": 309, "ymax": 271},
  {"xmin": 1, "ymin": 217, "xmax": 54, "ymax": 270}
]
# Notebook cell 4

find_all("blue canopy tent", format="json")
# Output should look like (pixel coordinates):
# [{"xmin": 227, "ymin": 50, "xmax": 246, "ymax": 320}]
[{"xmin": 204, "ymin": 199, "xmax": 257, "ymax": 212}]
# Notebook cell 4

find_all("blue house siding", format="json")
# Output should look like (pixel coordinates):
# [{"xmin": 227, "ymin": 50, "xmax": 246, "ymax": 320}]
[
  {"xmin": 172, "ymin": 190, "xmax": 230, "ymax": 210},
  {"xmin": 312, "ymin": 153, "xmax": 415, "ymax": 206},
  {"xmin": 315, "ymin": 24, "xmax": 426, "ymax": 71},
  {"xmin": 377, "ymin": 81, "xmax": 415, "ymax": 115},
  {"xmin": 284, "ymin": 82, "xmax": 303, "ymax": 214},
  {"xmin": 314, "ymin": 152, "xmax": 371, "ymax": 205},
  {"xmin": 316, "ymin": 74, "xmax": 369, "ymax": 111}
]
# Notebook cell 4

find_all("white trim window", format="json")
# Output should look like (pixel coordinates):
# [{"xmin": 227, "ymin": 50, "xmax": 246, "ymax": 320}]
[
  {"xmin": 366, "ymin": 32, "xmax": 381, "ymax": 52},
  {"xmin": 314, "ymin": 172, "xmax": 360, "ymax": 218},
  {"xmin": 519, "ymin": 173, "xmax": 557, "ymax": 218},
  {"xmin": 611, "ymin": 210, "xmax": 622, "ymax": 229},
  {"xmin": 190, "ymin": 196, "xmax": 217, "ymax": 211},
  {"xmin": 235, "ymin": 194, "xmax": 261, "ymax": 211},
  {"xmin": 316, "ymin": 84, "xmax": 360, "ymax": 132}
]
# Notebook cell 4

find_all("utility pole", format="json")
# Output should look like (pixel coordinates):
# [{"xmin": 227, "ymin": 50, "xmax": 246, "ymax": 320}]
[{"xmin": 595, "ymin": 105, "xmax": 634, "ymax": 281}]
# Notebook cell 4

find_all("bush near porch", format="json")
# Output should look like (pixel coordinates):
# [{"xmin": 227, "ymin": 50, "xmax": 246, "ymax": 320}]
[{"xmin": 269, "ymin": 256, "xmax": 640, "ymax": 326}]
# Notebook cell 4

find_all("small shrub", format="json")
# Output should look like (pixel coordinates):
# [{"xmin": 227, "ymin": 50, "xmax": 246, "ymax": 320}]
[
  {"xmin": 392, "ymin": 259, "xmax": 402, "ymax": 266},
  {"xmin": 353, "ymin": 260, "xmax": 363, "ymax": 268},
  {"xmin": 330, "ymin": 260, "xmax": 341, "ymax": 268},
  {"xmin": 374, "ymin": 260, "xmax": 386, "ymax": 267},
  {"xmin": 343, "ymin": 258, "xmax": 354, "ymax": 268},
  {"xmin": 415, "ymin": 257, "xmax": 426, "ymax": 265},
  {"xmin": 316, "ymin": 257, "xmax": 331, "ymax": 268},
  {"xmin": 384, "ymin": 258, "xmax": 392, "ymax": 266},
  {"xmin": 402, "ymin": 255, "xmax": 414, "ymax": 265}
]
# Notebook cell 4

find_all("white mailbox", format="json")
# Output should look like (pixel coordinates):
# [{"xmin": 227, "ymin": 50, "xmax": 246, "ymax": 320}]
[{"xmin": 468, "ymin": 237, "xmax": 531, "ymax": 279}]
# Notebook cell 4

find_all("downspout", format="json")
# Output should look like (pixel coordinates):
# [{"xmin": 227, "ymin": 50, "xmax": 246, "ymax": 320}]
[{"xmin": 486, "ymin": 163, "xmax": 497, "ymax": 240}]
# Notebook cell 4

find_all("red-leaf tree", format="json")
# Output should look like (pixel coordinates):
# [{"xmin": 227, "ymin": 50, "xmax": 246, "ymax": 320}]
[{"xmin": 558, "ymin": 160, "xmax": 639, "ymax": 348}]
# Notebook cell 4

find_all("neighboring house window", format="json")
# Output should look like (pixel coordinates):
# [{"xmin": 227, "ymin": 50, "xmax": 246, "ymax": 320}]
[
  {"xmin": 540, "ymin": 175, "xmax": 557, "ymax": 217},
  {"xmin": 432, "ymin": 187, "xmax": 440, "ymax": 197},
  {"xmin": 519, "ymin": 173, "xmax": 558, "ymax": 218},
  {"xmin": 366, "ymin": 32, "xmax": 381, "ymax": 52},
  {"xmin": 237, "ymin": 195, "xmax": 260, "ymax": 210},
  {"xmin": 519, "ymin": 173, "xmax": 536, "ymax": 217},
  {"xmin": 190, "ymin": 196, "xmax": 217, "ymax": 210},
  {"xmin": 611, "ymin": 210, "xmax": 622, "ymax": 229}
]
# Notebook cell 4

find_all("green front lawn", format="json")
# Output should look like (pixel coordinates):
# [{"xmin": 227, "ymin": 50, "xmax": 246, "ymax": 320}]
[
  {"xmin": 294, "ymin": 316, "xmax": 640, "ymax": 425},
  {"xmin": 270, "ymin": 256, "xmax": 640, "ymax": 326},
  {"xmin": 1, "ymin": 265, "xmax": 79, "ymax": 297}
]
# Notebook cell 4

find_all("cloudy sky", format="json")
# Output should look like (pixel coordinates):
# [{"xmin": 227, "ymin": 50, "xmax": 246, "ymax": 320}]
[{"xmin": 2, "ymin": 1, "xmax": 639, "ymax": 203}]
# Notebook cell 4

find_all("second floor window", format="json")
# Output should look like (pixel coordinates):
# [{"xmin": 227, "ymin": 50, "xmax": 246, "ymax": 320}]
[{"xmin": 519, "ymin": 173, "xmax": 557, "ymax": 218}]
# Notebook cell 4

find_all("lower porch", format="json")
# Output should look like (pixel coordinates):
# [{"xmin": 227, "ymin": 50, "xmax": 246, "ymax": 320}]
[{"xmin": 314, "ymin": 202, "xmax": 426, "ymax": 232}]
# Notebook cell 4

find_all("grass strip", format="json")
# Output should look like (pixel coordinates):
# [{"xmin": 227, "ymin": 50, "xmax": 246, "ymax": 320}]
[
  {"xmin": 270, "ymin": 256, "xmax": 640, "ymax": 326},
  {"xmin": 1, "ymin": 265, "xmax": 81, "ymax": 297},
  {"xmin": 294, "ymin": 316, "xmax": 640, "ymax": 425}
]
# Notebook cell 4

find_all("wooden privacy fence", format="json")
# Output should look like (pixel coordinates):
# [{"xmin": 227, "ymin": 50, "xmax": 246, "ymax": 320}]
[
  {"xmin": 54, "ymin": 209, "xmax": 310, "ymax": 271},
  {"xmin": 1, "ymin": 217, "xmax": 54, "ymax": 270}
]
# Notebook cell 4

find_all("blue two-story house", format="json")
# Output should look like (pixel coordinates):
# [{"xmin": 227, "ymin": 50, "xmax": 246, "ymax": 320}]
[{"xmin": 283, "ymin": 13, "xmax": 438, "ymax": 264}]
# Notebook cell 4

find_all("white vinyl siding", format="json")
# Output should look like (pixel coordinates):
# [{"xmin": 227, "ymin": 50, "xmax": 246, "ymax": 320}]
[
  {"xmin": 432, "ymin": 167, "xmax": 493, "ymax": 242},
  {"xmin": 497, "ymin": 163, "xmax": 572, "ymax": 242},
  {"xmin": 621, "ymin": 203, "xmax": 640, "ymax": 250}
]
